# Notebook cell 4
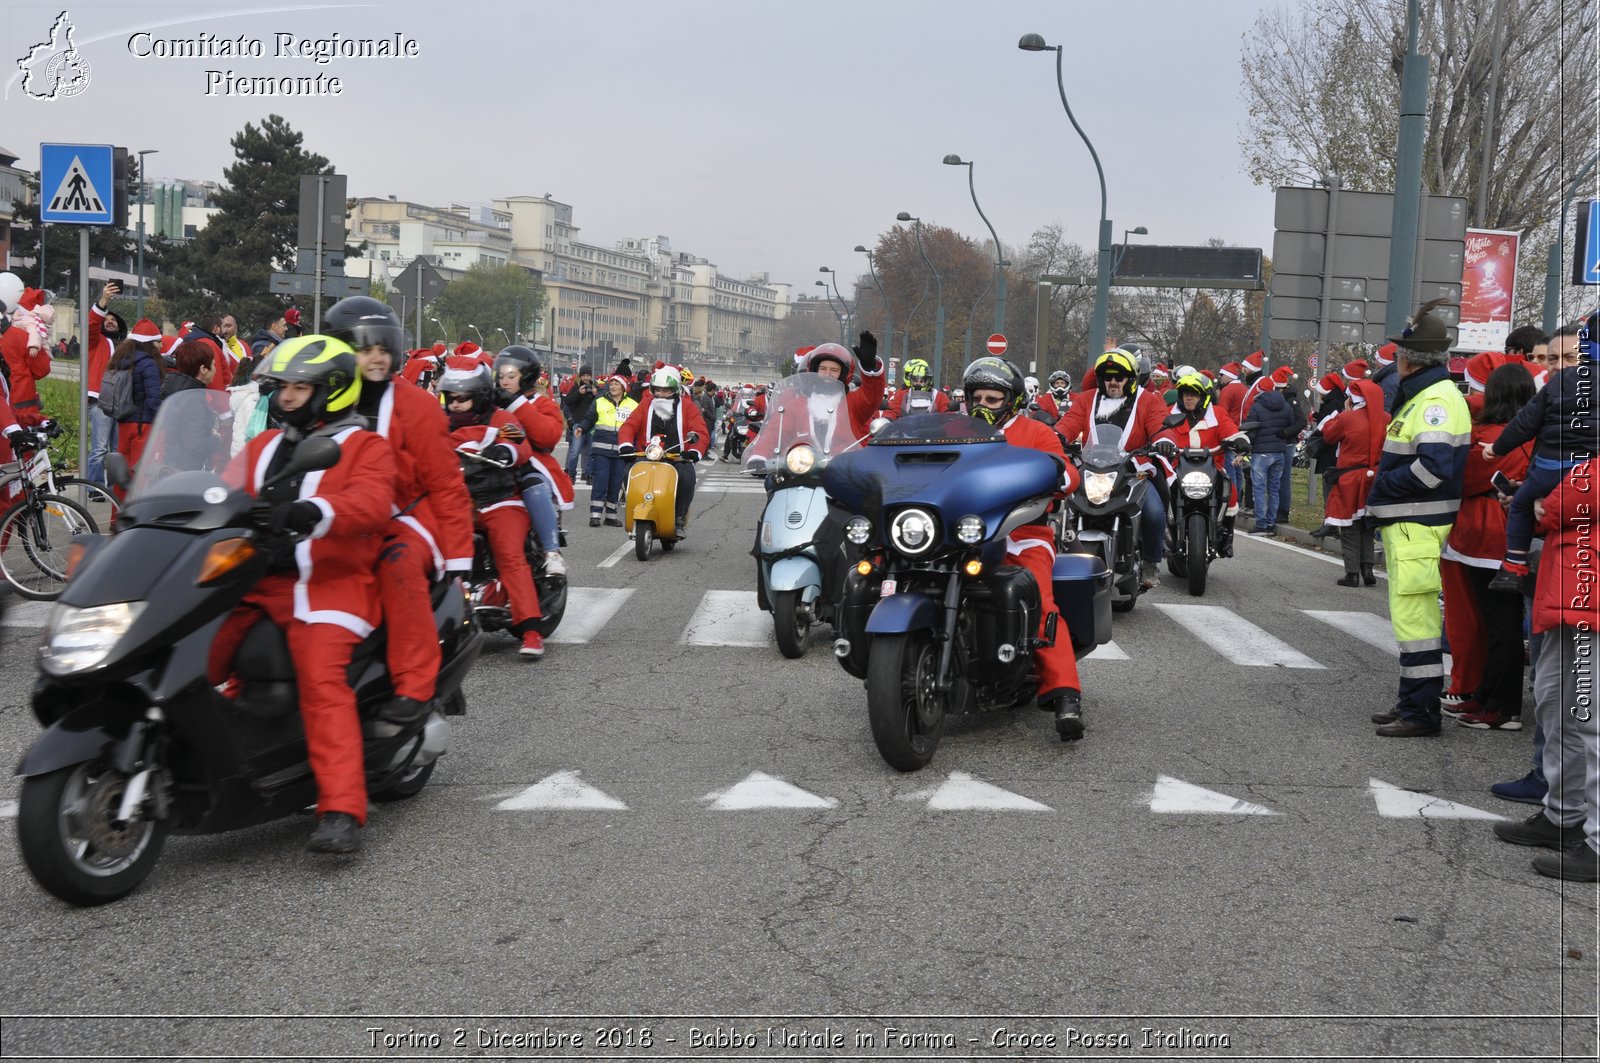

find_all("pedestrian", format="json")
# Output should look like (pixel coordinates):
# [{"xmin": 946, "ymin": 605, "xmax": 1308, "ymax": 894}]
[
  {"xmin": 1271, "ymin": 365, "xmax": 1302, "ymax": 526},
  {"xmin": 109, "ymin": 318, "xmax": 166, "ymax": 475},
  {"xmin": 1239, "ymin": 371, "xmax": 1296, "ymax": 535},
  {"xmin": 588, "ymin": 374, "xmax": 638, "ymax": 526},
  {"xmin": 1364, "ymin": 300, "xmax": 1473, "ymax": 737},
  {"xmin": 562, "ymin": 364, "xmax": 598, "ymax": 482},
  {"xmin": 1306, "ymin": 369, "xmax": 1347, "ymax": 539},
  {"xmin": 86, "ymin": 281, "xmax": 128, "ymax": 485},
  {"xmin": 1320, "ymin": 378, "xmax": 1387, "ymax": 585},
  {"xmin": 153, "ymin": 338, "xmax": 223, "ymax": 472},
  {"xmin": 245, "ymin": 311, "xmax": 289, "ymax": 375}
]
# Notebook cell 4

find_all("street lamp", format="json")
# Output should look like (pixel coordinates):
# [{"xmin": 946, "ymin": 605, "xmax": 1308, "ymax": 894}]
[
  {"xmin": 819, "ymin": 267, "xmax": 853, "ymax": 343},
  {"xmin": 494, "ymin": 327, "xmax": 510, "ymax": 347},
  {"xmin": 1113, "ymin": 225, "xmax": 1148, "ymax": 275},
  {"xmin": 134, "ymin": 149, "xmax": 158, "ymax": 318},
  {"xmin": 467, "ymin": 323, "xmax": 485, "ymax": 346},
  {"xmin": 942, "ymin": 154, "xmax": 1007, "ymax": 337},
  {"xmin": 429, "ymin": 316, "xmax": 448, "ymax": 345},
  {"xmin": 853, "ymin": 244, "xmax": 893, "ymax": 358},
  {"xmin": 1019, "ymin": 32, "xmax": 1114, "ymax": 369},
  {"xmin": 896, "ymin": 212, "xmax": 945, "ymax": 388},
  {"xmin": 579, "ymin": 305, "xmax": 600, "ymax": 367}
]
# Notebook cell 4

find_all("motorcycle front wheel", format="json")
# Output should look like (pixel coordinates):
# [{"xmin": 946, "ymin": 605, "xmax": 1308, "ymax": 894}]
[
  {"xmin": 772, "ymin": 589, "xmax": 810, "ymax": 659},
  {"xmin": 634, "ymin": 520, "xmax": 654, "ymax": 562},
  {"xmin": 1186, "ymin": 512, "xmax": 1209, "ymax": 597},
  {"xmin": 866, "ymin": 632, "xmax": 946, "ymax": 771},
  {"xmin": 17, "ymin": 760, "xmax": 169, "ymax": 907}
]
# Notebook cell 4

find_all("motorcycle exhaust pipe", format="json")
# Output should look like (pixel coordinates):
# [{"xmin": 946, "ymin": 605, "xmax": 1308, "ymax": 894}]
[
  {"xmin": 833, "ymin": 638, "xmax": 851, "ymax": 659},
  {"xmin": 114, "ymin": 768, "xmax": 151, "ymax": 827}
]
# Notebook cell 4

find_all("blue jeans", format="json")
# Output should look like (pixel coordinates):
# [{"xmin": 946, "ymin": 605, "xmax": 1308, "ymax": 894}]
[
  {"xmin": 518, "ymin": 474, "xmax": 561, "ymax": 553},
  {"xmin": 1505, "ymin": 461, "xmax": 1571, "ymax": 565},
  {"xmin": 87, "ymin": 403, "xmax": 114, "ymax": 486},
  {"xmin": 1251, "ymin": 452, "xmax": 1285, "ymax": 528},
  {"xmin": 1139, "ymin": 481, "xmax": 1165, "ymax": 563},
  {"xmin": 565, "ymin": 428, "xmax": 592, "ymax": 479}
]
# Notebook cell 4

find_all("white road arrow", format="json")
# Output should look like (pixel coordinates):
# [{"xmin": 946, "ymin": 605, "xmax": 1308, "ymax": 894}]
[
  {"xmin": 1368, "ymin": 778, "xmax": 1504, "ymax": 820},
  {"xmin": 0, "ymin": 800, "xmax": 16, "ymax": 819},
  {"xmin": 899, "ymin": 771, "xmax": 1052, "ymax": 811},
  {"xmin": 496, "ymin": 771, "xmax": 628, "ymax": 811},
  {"xmin": 702, "ymin": 772, "xmax": 837, "ymax": 810},
  {"xmin": 1149, "ymin": 776, "xmax": 1278, "ymax": 815}
]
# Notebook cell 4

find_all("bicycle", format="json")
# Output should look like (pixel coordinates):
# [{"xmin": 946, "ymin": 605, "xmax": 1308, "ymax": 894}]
[
  {"xmin": 37, "ymin": 418, "xmax": 120, "ymax": 528},
  {"xmin": 0, "ymin": 428, "xmax": 102, "ymax": 599}
]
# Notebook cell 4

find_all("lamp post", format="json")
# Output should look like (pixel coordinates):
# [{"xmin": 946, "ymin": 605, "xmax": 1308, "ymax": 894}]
[
  {"xmin": 814, "ymin": 280, "xmax": 846, "ymax": 344},
  {"xmin": 467, "ymin": 323, "xmax": 485, "ymax": 346},
  {"xmin": 819, "ymin": 267, "xmax": 853, "ymax": 342},
  {"xmin": 853, "ymin": 244, "xmax": 893, "ymax": 356},
  {"xmin": 494, "ymin": 327, "xmax": 510, "ymax": 347},
  {"xmin": 580, "ymin": 305, "xmax": 600, "ymax": 369},
  {"xmin": 942, "ymin": 154, "xmax": 1006, "ymax": 334},
  {"xmin": 896, "ymin": 212, "xmax": 945, "ymax": 387},
  {"xmin": 134, "ymin": 149, "xmax": 158, "ymax": 319},
  {"xmin": 1113, "ymin": 225, "xmax": 1148, "ymax": 275},
  {"xmin": 429, "ymin": 316, "xmax": 447, "ymax": 345},
  {"xmin": 1019, "ymin": 32, "xmax": 1113, "ymax": 370}
]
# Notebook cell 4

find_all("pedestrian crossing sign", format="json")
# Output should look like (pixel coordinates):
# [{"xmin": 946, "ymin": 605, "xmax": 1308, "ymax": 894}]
[
  {"xmin": 1577, "ymin": 199, "xmax": 1600, "ymax": 286},
  {"xmin": 39, "ymin": 142, "xmax": 114, "ymax": 224}
]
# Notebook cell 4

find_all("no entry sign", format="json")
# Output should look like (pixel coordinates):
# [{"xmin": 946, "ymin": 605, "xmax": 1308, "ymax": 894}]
[{"xmin": 986, "ymin": 333, "xmax": 1008, "ymax": 356}]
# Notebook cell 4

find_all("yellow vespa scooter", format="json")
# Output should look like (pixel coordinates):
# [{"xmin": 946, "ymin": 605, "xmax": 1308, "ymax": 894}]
[{"xmin": 624, "ymin": 432, "xmax": 699, "ymax": 561}]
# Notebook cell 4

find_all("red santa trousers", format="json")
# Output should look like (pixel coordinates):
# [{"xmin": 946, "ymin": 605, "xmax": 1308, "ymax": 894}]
[
  {"xmin": 377, "ymin": 524, "xmax": 440, "ymax": 702},
  {"xmin": 1440, "ymin": 557, "xmax": 1485, "ymax": 701},
  {"xmin": 481, "ymin": 505, "xmax": 542, "ymax": 627},
  {"xmin": 1006, "ymin": 541, "xmax": 1082, "ymax": 698}
]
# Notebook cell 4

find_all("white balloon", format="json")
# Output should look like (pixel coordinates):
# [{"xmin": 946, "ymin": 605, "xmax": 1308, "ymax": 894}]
[{"xmin": 0, "ymin": 272, "xmax": 23, "ymax": 313}]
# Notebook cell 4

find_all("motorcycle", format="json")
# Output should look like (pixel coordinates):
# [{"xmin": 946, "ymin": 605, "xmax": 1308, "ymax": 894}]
[
  {"xmin": 1162, "ymin": 427, "xmax": 1249, "ymax": 598},
  {"xmin": 458, "ymin": 450, "xmax": 568, "ymax": 638},
  {"xmin": 823, "ymin": 413, "xmax": 1112, "ymax": 771},
  {"xmin": 624, "ymin": 432, "xmax": 699, "ymax": 561},
  {"xmin": 1059, "ymin": 422, "xmax": 1162, "ymax": 613},
  {"xmin": 15, "ymin": 392, "xmax": 481, "ymax": 906},
  {"xmin": 722, "ymin": 405, "xmax": 762, "ymax": 461},
  {"xmin": 743, "ymin": 374, "xmax": 862, "ymax": 658}
]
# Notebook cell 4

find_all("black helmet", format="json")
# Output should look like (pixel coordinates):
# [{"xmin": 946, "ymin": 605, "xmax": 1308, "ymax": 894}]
[
  {"xmin": 257, "ymin": 334, "xmax": 361, "ymax": 430},
  {"xmin": 1120, "ymin": 342, "xmax": 1151, "ymax": 387},
  {"xmin": 438, "ymin": 362, "xmax": 496, "ymax": 423},
  {"xmin": 493, "ymin": 345, "xmax": 542, "ymax": 394},
  {"xmin": 323, "ymin": 297, "xmax": 403, "ymax": 368},
  {"xmin": 961, "ymin": 356, "xmax": 1025, "ymax": 425}
]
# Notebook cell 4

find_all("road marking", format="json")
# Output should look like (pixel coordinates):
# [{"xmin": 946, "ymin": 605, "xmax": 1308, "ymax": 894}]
[
  {"xmin": 547, "ymin": 587, "xmax": 634, "ymax": 644},
  {"xmin": 0, "ymin": 600, "xmax": 53, "ymax": 628},
  {"xmin": 1149, "ymin": 775, "xmax": 1278, "ymax": 815},
  {"xmin": 682, "ymin": 590, "xmax": 773, "ymax": 648},
  {"xmin": 702, "ymin": 772, "xmax": 837, "ymax": 810},
  {"xmin": 1368, "ymin": 778, "xmax": 1504, "ymax": 820},
  {"xmin": 1083, "ymin": 639, "xmax": 1129, "ymax": 661},
  {"xmin": 596, "ymin": 539, "xmax": 634, "ymax": 569},
  {"xmin": 0, "ymin": 800, "xmax": 15, "ymax": 818},
  {"xmin": 1303, "ymin": 610, "xmax": 1399, "ymax": 656},
  {"xmin": 1154, "ymin": 603, "xmax": 1325, "ymax": 670},
  {"xmin": 496, "ymin": 771, "xmax": 628, "ymax": 811},
  {"xmin": 899, "ymin": 771, "xmax": 1052, "ymax": 811},
  {"xmin": 1236, "ymin": 529, "xmax": 1389, "ymax": 580}
]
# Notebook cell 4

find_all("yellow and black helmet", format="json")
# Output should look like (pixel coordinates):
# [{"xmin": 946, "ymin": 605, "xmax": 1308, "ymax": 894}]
[
  {"xmin": 1094, "ymin": 348, "xmax": 1139, "ymax": 396},
  {"xmin": 257, "ymin": 334, "xmax": 361, "ymax": 420},
  {"xmin": 1174, "ymin": 372, "xmax": 1212, "ymax": 410}
]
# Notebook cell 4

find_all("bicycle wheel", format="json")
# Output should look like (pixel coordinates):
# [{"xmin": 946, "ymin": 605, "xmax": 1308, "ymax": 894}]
[
  {"xmin": 0, "ymin": 493, "xmax": 98, "ymax": 600},
  {"xmin": 52, "ymin": 477, "xmax": 120, "ymax": 531}
]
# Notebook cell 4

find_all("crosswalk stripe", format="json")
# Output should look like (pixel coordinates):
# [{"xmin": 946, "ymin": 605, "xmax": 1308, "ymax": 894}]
[
  {"xmin": 682, "ymin": 590, "xmax": 772, "ymax": 647},
  {"xmin": 1154, "ymin": 603, "xmax": 1324, "ymax": 670},
  {"xmin": 0, "ymin": 800, "xmax": 16, "ymax": 819},
  {"xmin": 1303, "ymin": 610, "xmax": 1399, "ymax": 656},
  {"xmin": 548, "ymin": 588, "xmax": 634, "ymax": 644}
]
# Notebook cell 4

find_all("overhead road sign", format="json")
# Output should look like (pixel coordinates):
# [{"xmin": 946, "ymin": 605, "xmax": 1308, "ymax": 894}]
[
  {"xmin": 40, "ymin": 142, "xmax": 117, "ymax": 224},
  {"xmin": 1111, "ymin": 244, "xmax": 1263, "ymax": 285}
]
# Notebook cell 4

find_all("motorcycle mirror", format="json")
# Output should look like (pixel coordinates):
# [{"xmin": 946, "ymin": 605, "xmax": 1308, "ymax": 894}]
[
  {"xmin": 105, "ymin": 453, "xmax": 132, "ymax": 490},
  {"xmin": 868, "ymin": 417, "xmax": 890, "ymax": 436},
  {"xmin": 262, "ymin": 436, "xmax": 341, "ymax": 490},
  {"xmin": 686, "ymin": 432, "xmax": 701, "ymax": 444}
]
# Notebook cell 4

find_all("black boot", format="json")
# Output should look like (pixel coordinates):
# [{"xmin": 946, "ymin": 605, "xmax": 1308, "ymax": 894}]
[
  {"xmin": 376, "ymin": 695, "xmax": 430, "ymax": 725},
  {"xmin": 1047, "ymin": 690, "xmax": 1084, "ymax": 741},
  {"xmin": 1361, "ymin": 564, "xmax": 1377, "ymax": 586},
  {"xmin": 307, "ymin": 812, "xmax": 362, "ymax": 854},
  {"xmin": 1217, "ymin": 515, "xmax": 1235, "ymax": 558},
  {"xmin": 1336, "ymin": 572, "xmax": 1362, "ymax": 587}
]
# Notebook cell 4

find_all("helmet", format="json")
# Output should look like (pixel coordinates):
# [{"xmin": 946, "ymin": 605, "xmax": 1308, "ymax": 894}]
[
  {"xmin": 903, "ymin": 358, "xmax": 931, "ymax": 386},
  {"xmin": 1094, "ymin": 349, "xmax": 1139, "ymax": 396},
  {"xmin": 492, "ymin": 345, "xmax": 542, "ymax": 394},
  {"xmin": 437, "ymin": 361, "xmax": 495, "ymax": 422},
  {"xmin": 649, "ymin": 366, "xmax": 682, "ymax": 393},
  {"xmin": 1174, "ymin": 372, "xmax": 1212, "ymax": 410},
  {"xmin": 1048, "ymin": 369, "xmax": 1071, "ymax": 387},
  {"xmin": 257, "ymin": 334, "xmax": 361, "ymax": 425},
  {"xmin": 323, "ymin": 296, "xmax": 403, "ymax": 366},
  {"xmin": 962, "ymin": 357, "xmax": 1026, "ymax": 425},
  {"xmin": 1172, "ymin": 363, "xmax": 1198, "ymax": 383},
  {"xmin": 1023, "ymin": 375, "xmax": 1040, "ymax": 398},
  {"xmin": 680, "ymin": 367, "xmax": 696, "ymax": 386},
  {"xmin": 1119, "ymin": 343, "xmax": 1151, "ymax": 386},
  {"xmin": 804, "ymin": 342, "xmax": 856, "ymax": 378}
]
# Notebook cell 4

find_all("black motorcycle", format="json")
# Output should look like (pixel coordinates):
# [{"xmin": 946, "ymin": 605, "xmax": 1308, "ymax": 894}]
[
  {"xmin": 14, "ymin": 393, "xmax": 482, "ymax": 906},
  {"xmin": 1059, "ymin": 423, "xmax": 1163, "ymax": 613},
  {"xmin": 1162, "ymin": 433, "xmax": 1249, "ymax": 597},
  {"xmin": 459, "ymin": 450, "xmax": 567, "ymax": 638}
]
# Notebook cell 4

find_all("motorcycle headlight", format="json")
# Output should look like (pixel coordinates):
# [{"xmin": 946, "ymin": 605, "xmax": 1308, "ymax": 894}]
[
  {"xmin": 1083, "ymin": 470, "xmax": 1117, "ymax": 505},
  {"xmin": 845, "ymin": 516, "xmax": 872, "ymax": 545},
  {"xmin": 39, "ymin": 601, "xmax": 145, "ymax": 675},
  {"xmin": 955, "ymin": 514, "xmax": 985, "ymax": 544},
  {"xmin": 1181, "ymin": 471, "xmax": 1215, "ymax": 500},
  {"xmin": 784, "ymin": 443, "xmax": 817, "ymax": 475},
  {"xmin": 644, "ymin": 442, "xmax": 665, "ymax": 462},
  {"xmin": 889, "ymin": 508, "xmax": 937, "ymax": 556}
]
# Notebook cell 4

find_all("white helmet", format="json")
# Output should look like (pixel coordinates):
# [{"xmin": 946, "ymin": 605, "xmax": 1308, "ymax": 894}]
[
  {"xmin": 1023, "ymin": 375, "xmax": 1040, "ymax": 398},
  {"xmin": 649, "ymin": 366, "xmax": 682, "ymax": 392}
]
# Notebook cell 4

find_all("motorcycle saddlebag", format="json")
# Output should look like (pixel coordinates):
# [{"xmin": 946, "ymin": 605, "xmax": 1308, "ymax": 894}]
[
  {"xmin": 1052, "ymin": 551, "xmax": 1113, "ymax": 652},
  {"xmin": 966, "ymin": 566, "xmax": 1041, "ymax": 685}
]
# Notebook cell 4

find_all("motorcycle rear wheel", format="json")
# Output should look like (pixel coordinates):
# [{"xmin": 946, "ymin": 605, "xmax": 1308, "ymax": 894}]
[
  {"xmin": 866, "ymin": 632, "xmax": 946, "ymax": 771},
  {"xmin": 772, "ymin": 589, "xmax": 810, "ymax": 659},
  {"xmin": 372, "ymin": 758, "xmax": 436, "ymax": 802},
  {"xmin": 17, "ymin": 761, "xmax": 168, "ymax": 907},
  {"xmin": 532, "ymin": 573, "xmax": 567, "ymax": 636},
  {"xmin": 634, "ymin": 520, "xmax": 653, "ymax": 562},
  {"xmin": 1186, "ymin": 512, "xmax": 1209, "ymax": 597}
]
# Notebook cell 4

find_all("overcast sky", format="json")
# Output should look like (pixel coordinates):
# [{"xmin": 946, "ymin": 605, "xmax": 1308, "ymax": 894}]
[{"xmin": 4, "ymin": 0, "xmax": 1302, "ymax": 292}]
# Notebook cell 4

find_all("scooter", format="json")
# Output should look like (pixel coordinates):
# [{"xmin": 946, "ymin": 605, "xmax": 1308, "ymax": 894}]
[
  {"xmin": 14, "ymin": 392, "xmax": 481, "ymax": 906},
  {"xmin": 624, "ymin": 433, "xmax": 699, "ymax": 561},
  {"xmin": 744, "ymin": 374, "xmax": 861, "ymax": 658}
]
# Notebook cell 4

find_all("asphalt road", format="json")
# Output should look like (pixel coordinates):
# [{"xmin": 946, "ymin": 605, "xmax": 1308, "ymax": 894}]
[{"xmin": 0, "ymin": 456, "xmax": 1594, "ymax": 1062}]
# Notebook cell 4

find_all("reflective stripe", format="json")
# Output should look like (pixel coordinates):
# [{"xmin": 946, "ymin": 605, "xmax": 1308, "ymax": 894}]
[
  {"xmin": 1366, "ymin": 499, "xmax": 1461, "ymax": 518},
  {"xmin": 1383, "ymin": 433, "xmax": 1472, "ymax": 455},
  {"xmin": 1409, "ymin": 458, "xmax": 1443, "ymax": 489},
  {"xmin": 1398, "ymin": 662, "xmax": 1444, "ymax": 678},
  {"xmin": 1397, "ymin": 637, "xmax": 1442, "ymax": 653}
]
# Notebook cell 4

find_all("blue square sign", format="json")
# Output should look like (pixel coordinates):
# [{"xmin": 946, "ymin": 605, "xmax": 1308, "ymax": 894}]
[
  {"xmin": 39, "ymin": 142, "xmax": 114, "ymax": 224},
  {"xmin": 1578, "ymin": 198, "xmax": 1600, "ymax": 286}
]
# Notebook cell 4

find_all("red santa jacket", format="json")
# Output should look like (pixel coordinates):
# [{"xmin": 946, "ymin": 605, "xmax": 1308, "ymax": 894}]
[
  {"xmin": 1, "ymin": 313, "xmax": 52, "ymax": 424},
  {"xmin": 503, "ymin": 390, "xmax": 574, "ymax": 508},
  {"xmin": 1531, "ymin": 459, "xmax": 1599, "ymax": 635},
  {"xmin": 1053, "ymin": 386, "xmax": 1168, "ymax": 453},
  {"xmin": 1218, "ymin": 380, "xmax": 1248, "ymax": 427},
  {"xmin": 843, "ymin": 364, "xmax": 887, "ymax": 443},
  {"xmin": 1443, "ymin": 420, "xmax": 1533, "ymax": 567},
  {"xmin": 1319, "ymin": 379, "xmax": 1388, "ymax": 525},
  {"xmin": 400, "ymin": 353, "xmax": 441, "ymax": 388},
  {"xmin": 1153, "ymin": 402, "xmax": 1245, "ymax": 478},
  {"xmin": 87, "ymin": 304, "xmax": 117, "ymax": 398},
  {"xmin": 450, "ymin": 411, "xmax": 535, "ymax": 516},
  {"xmin": 1001, "ymin": 413, "xmax": 1078, "ymax": 553},
  {"xmin": 886, "ymin": 388, "xmax": 949, "ymax": 420},
  {"xmin": 372, "ymin": 378, "xmax": 476, "ymax": 572},
  {"xmin": 228, "ymin": 425, "xmax": 398, "ymax": 637},
  {"xmin": 619, "ymin": 394, "xmax": 711, "ymax": 459},
  {"xmin": 1034, "ymin": 391, "xmax": 1065, "ymax": 420}
]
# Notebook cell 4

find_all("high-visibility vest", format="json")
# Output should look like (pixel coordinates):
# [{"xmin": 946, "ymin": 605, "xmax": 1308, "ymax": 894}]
[{"xmin": 1365, "ymin": 370, "xmax": 1471, "ymax": 527}]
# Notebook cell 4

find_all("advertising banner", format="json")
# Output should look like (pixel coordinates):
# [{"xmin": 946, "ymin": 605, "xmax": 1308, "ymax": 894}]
[{"xmin": 1457, "ymin": 228, "xmax": 1520, "ymax": 352}]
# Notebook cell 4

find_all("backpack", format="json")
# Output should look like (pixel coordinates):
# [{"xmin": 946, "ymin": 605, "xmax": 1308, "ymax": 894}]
[{"xmin": 99, "ymin": 363, "xmax": 137, "ymax": 422}]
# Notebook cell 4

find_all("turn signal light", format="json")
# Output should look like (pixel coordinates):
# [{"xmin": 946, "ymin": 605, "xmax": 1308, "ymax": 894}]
[
  {"xmin": 963, "ymin": 559, "xmax": 983, "ymax": 577},
  {"xmin": 855, "ymin": 560, "xmax": 874, "ymax": 576},
  {"xmin": 65, "ymin": 542, "xmax": 87, "ymax": 580},
  {"xmin": 197, "ymin": 537, "xmax": 257, "ymax": 584}
]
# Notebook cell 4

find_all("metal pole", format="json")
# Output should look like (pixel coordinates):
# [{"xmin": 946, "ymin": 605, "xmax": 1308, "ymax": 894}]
[
  {"xmin": 78, "ymin": 228, "xmax": 90, "ymax": 476},
  {"xmin": 861, "ymin": 249, "xmax": 893, "ymax": 358},
  {"xmin": 1475, "ymin": 0, "xmax": 1509, "ymax": 227},
  {"xmin": 1035, "ymin": 281, "xmax": 1053, "ymax": 374},
  {"xmin": 961, "ymin": 161, "xmax": 1007, "ymax": 332},
  {"xmin": 414, "ymin": 261, "xmax": 423, "ymax": 350},
  {"xmin": 911, "ymin": 220, "xmax": 945, "ymax": 386},
  {"xmin": 1383, "ymin": 0, "xmax": 1429, "ymax": 338},
  {"xmin": 1050, "ymin": 44, "xmax": 1112, "ymax": 368},
  {"xmin": 1317, "ymin": 178, "xmax": 1341, "ymax": 369},
  {"xmin": 312, "ymin": 175, "xmax": 327, "ymax": 333},
  {"xmin": 1543, "ymin": 150, "xmax": 1600, "ymax": 333}
]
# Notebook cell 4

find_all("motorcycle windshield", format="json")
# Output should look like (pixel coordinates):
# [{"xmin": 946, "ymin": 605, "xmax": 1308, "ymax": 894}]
[
  {"xmin": 870, "ymin": 412, "xmax": 1003, "ymax": 445},
  {"xmin": 742, "ymin": 374, "xmax": 859, "ymax": 476},
  {"xmin": 129, "ymin": 390, "xmax": 239, "ymax": 498},
  {"xmin": 1082, "ymin": 421, "xmax": 1127, "ymax": 467}
]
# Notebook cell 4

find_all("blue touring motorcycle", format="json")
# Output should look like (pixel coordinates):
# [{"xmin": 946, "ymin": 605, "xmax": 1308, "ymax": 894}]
[{"xmin": 823, "ymin": 413, "xmax": 1111, "ymax": 770}]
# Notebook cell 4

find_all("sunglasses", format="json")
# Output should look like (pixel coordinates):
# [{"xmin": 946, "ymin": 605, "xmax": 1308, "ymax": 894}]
[
  {"xmin": 971, "ymin": 393, "xmax": 1009, "ymax": 407},
  {"xmin": 444, "ymin": 394, "xmax": 474, "ymax": 405}
]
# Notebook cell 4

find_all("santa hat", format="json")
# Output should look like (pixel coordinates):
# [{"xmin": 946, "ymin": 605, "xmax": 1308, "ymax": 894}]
[
  {"xmin": 1314, "ymin": 371, "xmax": 1343, "ymax": 396},
  {"xmin": 283, "ymin": 307, "xmax": 302, "ymax": 327},
  {"xmin": 1463, "ymin": 351, "xmax": 1510, "ymax": 393},
  {"xmin": 607, "ymin": 374, "xmax": 631, "ymax": 390},
  {"xmin": 128, "ymin": 318, "xmax": 162, "ymax": 343},
  {"xmin": 1270, "ymin": 365, "xmax": 1295, "ymax": 387},
  {"xmin": 1199, "ymin": 368, "xmax": 1216, "ymax": 381},
  {"xmin": 1218, "ymin": 362, "xmax": 1241, "ymax": 382},
  {"xmin": 455, "ymin": 341, "xmax": 482, "ymax": 361},
  {"xmin": 1241, "ymin": 350, "xmax": 1264, "ymax": 375},
  {"xmin": 159, "ymin": 335, "xmax": 181, "ymax": 356},
  {"xmin": 1373, "ymin": 341, "xmax": 1398, "ymax": 366},
  {"xmin": 19, "ymin": 288, "xmax": 49, "ymax": 312},
  {"xmin": 431, "ymin": 341, "xmax": 448, "ymax": 356},
  {"xmin": 1342, "ymin": 359, "xmax": 1369, "ymax": 382}
]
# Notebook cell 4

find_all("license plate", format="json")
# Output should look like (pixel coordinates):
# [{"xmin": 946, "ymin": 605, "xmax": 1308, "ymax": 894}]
[{"xmin": 879, "ymin": 579, "xmax": 896, "ymax": 598}]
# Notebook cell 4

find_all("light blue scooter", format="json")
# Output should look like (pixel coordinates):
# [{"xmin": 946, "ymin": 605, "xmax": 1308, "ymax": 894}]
[{"xmin": 744, "ymin": 374, "xmax": 862, "ymax": 658}]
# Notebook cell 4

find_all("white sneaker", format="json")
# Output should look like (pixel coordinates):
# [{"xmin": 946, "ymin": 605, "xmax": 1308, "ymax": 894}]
[{"xmin": 544, "ymin": 551, "xmax": 566, "ymax": 576}]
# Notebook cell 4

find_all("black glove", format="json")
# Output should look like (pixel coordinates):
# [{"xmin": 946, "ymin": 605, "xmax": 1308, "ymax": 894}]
[
  {"xmin": 853, "ymin": 330, "xmax": 879, "ymax": 371},
  {"xmin": 6, "ymin": 428, "xmax": 38, "ymax": 453},
  {"xmin": 268, "ymin": 500, "xmax": 322, "ymax": 536},
  {"xmin": 1228, "ymin": 437, "xmax": 1252, "ymax": 454},
  {"xmin": 483, "ymin": 444, "xmax": 517, "ymax": 466},
  {"xmin": 1152, "ymin": 439, "xmax": 1178, "ymax": 460},
  {"xmin": 618, "ymin": 442, "xmax": 635, "ymax": 458}
]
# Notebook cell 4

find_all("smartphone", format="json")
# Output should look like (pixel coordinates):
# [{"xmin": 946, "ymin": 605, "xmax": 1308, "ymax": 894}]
[{"xmin": 1491, "ymin": 470, "xmax": 1518, "ymax": 496}]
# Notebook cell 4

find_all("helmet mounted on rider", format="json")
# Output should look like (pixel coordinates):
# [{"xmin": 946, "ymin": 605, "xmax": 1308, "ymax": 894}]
[
  {"xmin": 322, "ymin": 296, "xmax": 403, "ymax": 375},
  {"xmin": 1047, "ymin": 369, "xmax": 1072, "ymax": 397},
  {"xmin": 962, "ymin": 357, "xmax": 1026, "ymax": 426},
  {"xmin": 1174, "ymin": 372, "xmax": 1212, "ymax": 415},
  {"xmin": 804, "ymin": 342, "xmax": 856, "ymax": 381},
  {"xmin": 1094, "ymin": 349, "xmax": 1139, "ymax": 397},
  {"xmin": 903, "ymin": 358, "xmax": 931, "ymax": 388},
  {"xmin": 492, "ymin": 345, "xmax": 542, "ymax": 402},
  {"xmin": 257, "ymin": 334, "xmax": 361, "ymax": 433},
  {"xmin": 439, "ymin": 361, "xmax": 496, "ymax": 429}
]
